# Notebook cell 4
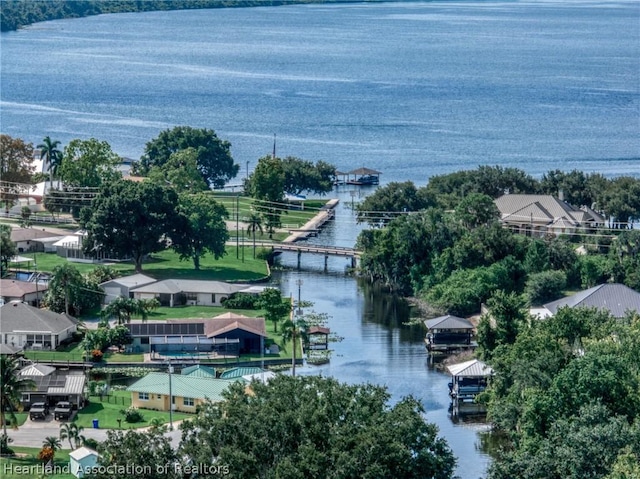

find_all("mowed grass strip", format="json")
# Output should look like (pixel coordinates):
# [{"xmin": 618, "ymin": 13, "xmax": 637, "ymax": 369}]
[
  {"xmin": 18, "ymin": 246, "xmax": 269, "ymax": 280},
  {"xmin": 73, "ymin": 391, "xmax": 191, "ymax": 430}
]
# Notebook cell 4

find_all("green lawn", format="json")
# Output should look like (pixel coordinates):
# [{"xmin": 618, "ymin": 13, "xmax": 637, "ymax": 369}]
[
  {"xmin": 74, "ymin": 391, "xmax": 191, "ymax": 429},
  {"xmin": 18, "ymin": 245, "xmax": 269, "ymax": 280},
  {"xmin": 3, "ymin": 413, "xmax": 27, "ymax": 427},
  {"xmin": 209, "ymin": 194, "xmax": 328, "ymax": 229},
  {"xmin": 24, "ymin": 342, "xmax": 142, "ymax": 363},
  {"xmin": 23, "ymin": 343, "xmax": 85, "ymax": 362},
  {"xmin": 147, "ymin": 305, "xmax": 263, "ymax": 321},
  {"xmin": 0, "ymin": 446, "xmax": 74, "ymax": 479}
]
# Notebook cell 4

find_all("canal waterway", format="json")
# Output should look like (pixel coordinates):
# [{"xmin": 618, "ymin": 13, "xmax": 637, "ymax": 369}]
[{"xmin": 270, "ymin": 188, "xmax": 491, "ymax": 479}]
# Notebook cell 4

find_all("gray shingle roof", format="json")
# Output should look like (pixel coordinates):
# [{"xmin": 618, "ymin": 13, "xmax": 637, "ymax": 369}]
[
  {"xmin": 495, "ymin": 194, "xmax": 603, "ymax": 226},
  {"xmin": 130, "ymin": 279, "xmax": 251, "ymax": 295},
  {"xmin": 0, "ymin": 302, "xmax": 76, "ymax": 334},
  {"xmin": 424, "ymin": 315, "xmax": 474, "ymax": 331},
  {"xmin": 544, "ymin": 283, "xmax": 640, "ymax": 318},
  {"xmin": 100, "ymin": 274, "xmax": 156, "ymax": 288}
]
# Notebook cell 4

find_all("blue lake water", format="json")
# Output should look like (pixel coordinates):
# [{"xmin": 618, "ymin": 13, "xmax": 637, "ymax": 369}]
[
  {"xmin": 2, "ymin": 1, "xmax": 639, "ymax": 477},
  {"xmin": 1, "ymin": 0, "xmax": 638, "ymax": 182}
]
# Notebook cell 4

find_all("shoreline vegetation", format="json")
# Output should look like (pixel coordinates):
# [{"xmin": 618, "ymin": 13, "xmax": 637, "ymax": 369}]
[{"xmin": 0, "ymin": 0, "xmax": 394, "ymax": 32}]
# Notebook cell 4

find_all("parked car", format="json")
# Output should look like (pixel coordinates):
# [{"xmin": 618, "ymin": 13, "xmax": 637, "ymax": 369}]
[
  {"xmin": 29, "ymin": 402, "xmax": 49, "ymax": 420},
  {"xmin": 53, "ymin": 401, "xmax": 73, "ymax": 420}
]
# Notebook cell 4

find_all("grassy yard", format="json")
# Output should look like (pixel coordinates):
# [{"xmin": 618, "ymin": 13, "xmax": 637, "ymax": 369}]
[
  {"xmin": 17, "ymin": 245, "xmax": 269, "ymax": 280},
  {"xmin": 210, "ymin": 194, "xmax": 328, "ymax": 229},
  {"xmin": 23, "ymin": 343, "xmax": 85, "ymax": 362},
  {"xmin": 74, "ymin": 391, "xmax": 192, "ymax": 430},
  {"xmin": 0, "ymin": 446, "xmax": 74, "ymax": 479},
  {"xmin": 3, "ymin": 413, "xmax": 27, "ymax": 427},
  {"xmin": 24, "ymin": 342, "xmax": 142, "ymax": 363}
]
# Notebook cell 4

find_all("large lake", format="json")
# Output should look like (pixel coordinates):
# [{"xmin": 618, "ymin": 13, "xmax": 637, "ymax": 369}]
[
  {"xmin": 2, "ymin": 1, "xmax": 639, "ymax": 477},
  {"xmin": 1, "ymin": 0, "xmax": 638, "ymax": 181}
]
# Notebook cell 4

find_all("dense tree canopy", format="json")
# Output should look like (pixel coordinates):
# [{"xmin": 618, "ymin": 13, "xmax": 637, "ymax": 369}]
[
  {"xmin": 147, "ymin": 147, "xmax": 208, "ymax": 193},
  {"xmin": 246, "ymin": 156, "xmax": 286, "ymax": 235},
  {"xmin": 81, "ymin": 180, "xmax": 178, "ymax": 272},
  {"xmin": 138, "ymin": 126, "xmax": 239, "ymax": 188},
  {"xmin": 179, "ymin": 375, "xmax": 456, "ymax": 479},
  {"xmin": 59, "ymin": 138, "xmax": 121, "ymax": 188},
  {"xmin": 280, "ymin": 156, "xmax": 336, "ymax": 196},
  {"xmin": 483, "ymin": 308, "xmax": 640, "ymax": 479},
  {"xmin": 355, "ymin": 181, "xmax": 436, "ymax": 226}
]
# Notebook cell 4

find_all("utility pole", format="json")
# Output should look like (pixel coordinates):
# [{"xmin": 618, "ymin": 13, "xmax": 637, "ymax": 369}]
[
  {"xmin": 236, "ymin": 195, "xmax": 239, "ymax": 259},
  {"xmin": 167, "ymin": 359, "xmax": 173, "ymax": 430}
]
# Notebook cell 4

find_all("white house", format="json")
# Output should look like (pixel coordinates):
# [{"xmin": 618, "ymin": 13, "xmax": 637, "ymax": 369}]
[
  {"xmin": 130, "ymin": 279, "xmax": 266, "ymax": 307},
  {"xmin": 69, "ymin": 447, "xmax": 99, "ymax": 478},
  {"xmin": 100, "ymin": 274, "xmax": 157, "ymax": 304}
]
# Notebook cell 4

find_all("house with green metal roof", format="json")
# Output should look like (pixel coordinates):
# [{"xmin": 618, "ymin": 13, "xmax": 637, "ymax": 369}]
[
  {"xmin": 127, "ymin": 372, "xmax": 236, "ymax": 413},
  {"xmin": 219, "ymin": 366, "xmax": 265, "ymax": 379},
  {"xmin": 181, "ymin": 364, "xmax": 216, "ymax": 378}
]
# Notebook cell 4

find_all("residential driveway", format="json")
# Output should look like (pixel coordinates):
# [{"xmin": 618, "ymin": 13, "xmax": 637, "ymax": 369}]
[{"xmin": 7, "ymin": 417, "xmax": 183, "ymax": 448}]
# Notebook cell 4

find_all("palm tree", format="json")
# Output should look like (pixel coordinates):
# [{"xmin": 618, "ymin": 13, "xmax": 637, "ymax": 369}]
[
  {"xmin": 281, "ymin": 316, "xmax": 309, "ymax": 377},
  {"xmin": 59, "ymin": 422, "xmax": 85, "ymax": 449},
  {"xmin": 42, "ymin": 436, "xmax": 61, "ymax": 453},
  {"xmin": 37, "ymin": 136, "xmax": 62, "ymax": 191},
  {"xmin": 102, "ymin": 297, "xmax": 148, "ymax": 325},
  {"xmin": 246, "ymin": 210, "xmax": 264, "ymax": 258},
  {"xmin": 0, "ymin": 355, "xmax": 36, "ymax": 436}
]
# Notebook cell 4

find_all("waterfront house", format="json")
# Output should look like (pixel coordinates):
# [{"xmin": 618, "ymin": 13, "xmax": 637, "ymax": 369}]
[
  {"xmin": 99, "ymin": 273, "xmax": 156, "ymax": 304},
  {"xmin": 130, "ymin": 279, "xmax": 265, "ymax": 307},
  {"xmin": 423, "ymin": 315, "xmax": 475, "ymax": 354},
  {"xmin": 19, "ymin": 363, "xmax": 86, "ymax": 410},
  {"xmin": 127, "ymin": 372, "xmax": 236, "ymax": 412},
  {"xmin": 69, "ymin": 447, "xmax": 99, "ymax": 478},
  {"xmin": 537, "ymin": 283, "xmax": 640, "ymax": 319},
  {"xmin": 0, "ymin": 301, "xmax": 77, "ymax": 350},
  {"xmin": 0, "ymin": 279, "xmax": 48, "ymax": 306},
  {"xmin": 126, "ymin": 313, "xmax": 266, "ymax": 355},
  {"xmin": 494, "ymin": 194, "xmax": 604, "ymax": 237}
]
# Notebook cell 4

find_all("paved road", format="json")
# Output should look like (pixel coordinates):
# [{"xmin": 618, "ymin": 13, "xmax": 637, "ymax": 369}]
[{"xmin": 7, "ymin": 415, "xmax": 183, "ymax": 448}]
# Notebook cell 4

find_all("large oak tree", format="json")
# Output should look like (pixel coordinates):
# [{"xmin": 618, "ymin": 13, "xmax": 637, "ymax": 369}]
[
  {"xmin": 138, "ymin": 126, "xmax": 239, "ymax": 189},
  {"xmin": 172, "ymin": 192, "xmax": 229, "ymax": 270},
  {"xmin": 81, "ymin": 180, "xmax": 178, "ymax": 272}
]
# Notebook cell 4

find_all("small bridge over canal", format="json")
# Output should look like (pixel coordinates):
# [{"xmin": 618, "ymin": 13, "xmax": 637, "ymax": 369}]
[{"xmin": 254, "ymin": 242, "xmax": 361, "ymax": 269}]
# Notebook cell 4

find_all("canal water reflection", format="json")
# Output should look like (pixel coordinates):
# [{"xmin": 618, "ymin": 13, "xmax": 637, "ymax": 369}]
[{"xmin": 269, "ymin": 190, "xmax": 491, "ymax": 479}]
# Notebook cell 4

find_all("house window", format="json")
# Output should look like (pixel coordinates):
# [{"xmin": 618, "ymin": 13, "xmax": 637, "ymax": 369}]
[
  {"xmin": 186, "ymin": 293, "xmax": 197, "ymax": 301},
  {"xmin": 139, "ymin": 392, "xmax": 149, "ymax": 401},
  {"xmin": 211, "ymin": 294, "xmax": 216, "ymax": 303},
  {"xmin": 183, "ymin": 397, "xmax": 194, "ymax": 407}
]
